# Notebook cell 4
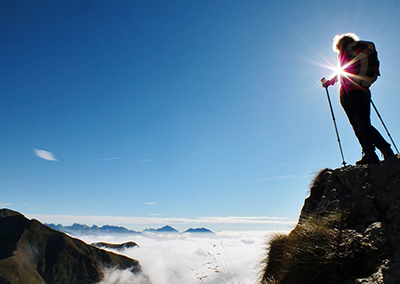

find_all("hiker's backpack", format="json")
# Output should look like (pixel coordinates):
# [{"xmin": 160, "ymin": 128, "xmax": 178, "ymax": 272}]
[{"xmin": 347, "ymin": 41, "xmax": 380, "ymax": 87}]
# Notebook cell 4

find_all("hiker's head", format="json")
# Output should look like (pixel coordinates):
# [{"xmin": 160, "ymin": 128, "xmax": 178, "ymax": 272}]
[{"xmin": 332, "ymin": 33, "xmax": 359, "ymax": 53}]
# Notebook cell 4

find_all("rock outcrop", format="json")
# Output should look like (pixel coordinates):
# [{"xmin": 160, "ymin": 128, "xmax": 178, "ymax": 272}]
[
  {"xmin": 261, "ymin": 155, "xmax": 400, "ymax": 284},
  {"xmin": 92, "ymin": 241, "xmax": 139, "ymax": 251},
  {"xmin": 0, "ymin": 209, "xmax": 149, "ymax": 284}
]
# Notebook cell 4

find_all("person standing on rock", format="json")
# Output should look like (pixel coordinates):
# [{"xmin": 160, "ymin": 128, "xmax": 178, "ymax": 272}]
[{"xmin": 321, "ymin": 33, "xmax": 394, "ymax": 165}]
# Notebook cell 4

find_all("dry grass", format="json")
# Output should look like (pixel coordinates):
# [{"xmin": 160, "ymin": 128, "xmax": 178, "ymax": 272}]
[{"xmin": 260, "ymin": 211, "xmax": 375, "ymax": 284}]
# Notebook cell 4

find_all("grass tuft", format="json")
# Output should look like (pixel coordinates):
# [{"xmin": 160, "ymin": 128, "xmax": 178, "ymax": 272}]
[
  {"xmin": 260, "ymin": 210, "xmax": 376, "ymax": 284},
  {"xmin": 191, "ymin": 243, "xmax": 245, "ymax": 284}
]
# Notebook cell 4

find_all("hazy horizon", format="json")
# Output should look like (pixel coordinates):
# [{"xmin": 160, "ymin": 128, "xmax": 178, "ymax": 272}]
[{"xmin": 23, "ymin": 211, "xmax": 296, "ymax": 232}]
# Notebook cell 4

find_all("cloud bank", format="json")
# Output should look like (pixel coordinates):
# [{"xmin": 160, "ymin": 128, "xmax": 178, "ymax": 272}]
[
  {"xmin": 97, "ymin": 268, "xmax": 151, "ymax": 284},
  {"xmin": 81, "ymin": 231, "xmax": 276, "ymax": 284},
  {"xmin": 34, "ymin": 149, "xmax": 58, "ymax": 161}
]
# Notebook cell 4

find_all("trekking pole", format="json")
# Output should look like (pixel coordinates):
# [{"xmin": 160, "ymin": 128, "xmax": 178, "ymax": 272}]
[
  {"xmin": 370, "ymin": 98, "xmax": 399, "ymax": 154},
  {"xmin": 324, "ymin": 86, "xmax": 347, "ymax": 166}
]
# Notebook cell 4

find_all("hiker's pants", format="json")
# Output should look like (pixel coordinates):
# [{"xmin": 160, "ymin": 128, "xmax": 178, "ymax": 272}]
[{"xmin": 340, "ymin": 88, "xmax": 390, "ymax": 154}]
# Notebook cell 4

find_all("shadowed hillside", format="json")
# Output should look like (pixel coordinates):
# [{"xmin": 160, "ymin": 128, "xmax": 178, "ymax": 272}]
[
  {"xmin": 0, "ymin": 209, "xmax": 150, "ymax": 284},
  {"xmin": 261, "ymin": 155, "xmax": 400, "ymax": 284}
]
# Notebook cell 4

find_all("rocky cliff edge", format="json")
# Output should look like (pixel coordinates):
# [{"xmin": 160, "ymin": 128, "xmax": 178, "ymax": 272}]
[{"xmin": 261, "ymin": 155, "xmax": 400, "ymax": 284}]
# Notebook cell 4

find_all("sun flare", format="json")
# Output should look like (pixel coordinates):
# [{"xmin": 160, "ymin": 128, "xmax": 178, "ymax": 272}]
[
  {"xmin": 332, "ymin": 64, "xmax": 344, "ymax": 78},
  {"xmin": 325, "ymin": 61, "xmax": 352, "ymax": 83}
]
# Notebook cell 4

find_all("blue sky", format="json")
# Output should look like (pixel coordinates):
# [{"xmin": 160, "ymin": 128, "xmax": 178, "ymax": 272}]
[{"xmin": 1, "ymin": 0, "xmax": 400, "ymax": 231}]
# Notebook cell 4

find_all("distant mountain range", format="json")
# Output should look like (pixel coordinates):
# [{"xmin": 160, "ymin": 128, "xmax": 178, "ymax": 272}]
[
  {"xmin": 143, "ymin": 225, "xmax": 179, "ymax": 233},
  {"xmin": 142, "ymin": 225, "xmax": 213, "ymax": 234},
  {"xmin": 45, "ymin": 223, "xmax": 142, "ymax": 235},
  {"xmin": 45, "ymin": 223, "xmax": 214, "ymax": 235}
]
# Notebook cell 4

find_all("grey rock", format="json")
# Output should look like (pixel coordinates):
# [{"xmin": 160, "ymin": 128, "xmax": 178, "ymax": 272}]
[{"xmin": 262, "ymin": 155, "xmax": 400, "ymax": 284}]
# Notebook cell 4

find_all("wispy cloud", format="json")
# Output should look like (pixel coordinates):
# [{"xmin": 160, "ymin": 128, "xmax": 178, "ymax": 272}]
[
  {"xmin": 145, "ymin": 202, "xmax": 156, "ymax": 205},
  {"xmin": 0, "ymin": 203, "xmax": 12, "ymax": 207},
  {"xmin": 34, "ymin": 149, "xmax": 58, "ymax": 161}
]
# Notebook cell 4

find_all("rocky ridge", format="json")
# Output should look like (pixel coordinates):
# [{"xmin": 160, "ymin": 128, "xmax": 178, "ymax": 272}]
[
  {"xmin": 92, "ymin": 241, "xmax": 139, "ymax": 251},
  {"xmin": 261, "ymin": 155, "xmax": 400, "ymax": 284}
]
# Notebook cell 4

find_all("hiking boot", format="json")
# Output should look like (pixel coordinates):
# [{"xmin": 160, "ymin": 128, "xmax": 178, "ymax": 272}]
[
  {"xmin": 381, "ymin": 147, "xmax": 395, "ymax": 160},
  {"xmin": 356, "ymin": 152, "xmax": 380, "ymax": 165}
]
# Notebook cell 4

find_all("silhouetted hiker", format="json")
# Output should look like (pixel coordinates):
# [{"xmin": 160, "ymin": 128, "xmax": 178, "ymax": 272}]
[{"xmin": 321, "ymin": 33, "xmax": 394, "ymax": 165}]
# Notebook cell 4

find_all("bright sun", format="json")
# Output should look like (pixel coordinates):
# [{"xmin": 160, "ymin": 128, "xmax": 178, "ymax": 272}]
[
  {"xmin": 332, "ymin": 64, "xmax": 344, "ymax": 77},
  {"xmin": 328, "ymin": 62, "xmax": 351, "ymax": 82}
]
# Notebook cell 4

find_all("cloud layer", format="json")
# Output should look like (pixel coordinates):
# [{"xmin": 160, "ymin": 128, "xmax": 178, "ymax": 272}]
[
  {"xmin": 34, "ymin": 149, "xmax": 58, "ymax": 161},
  {"xmin": 80, "ymin": 231, "xmax": 276, "ymax": 284},
  {"xmin": 97, "ymin": 268, "xmax": 151, "ymax": 284}
]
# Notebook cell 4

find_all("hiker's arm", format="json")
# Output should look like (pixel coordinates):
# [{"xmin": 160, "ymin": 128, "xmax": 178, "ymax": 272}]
[
  {"xmin": 321, "ymin": 78, "xmax": 329, "ymax": 88},
  {"xmin": 321, "ymin": 75, "xmax": 337, "ymax": 88},
  {"xmin": 330, "ymin": 75, "xmax": 338, "ymax": 85}
]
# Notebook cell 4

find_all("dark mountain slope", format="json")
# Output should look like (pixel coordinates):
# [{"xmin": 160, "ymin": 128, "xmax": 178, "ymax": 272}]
[{"xmin": 0, "ymin": 209, "xmax": 148, "ymax": 284}]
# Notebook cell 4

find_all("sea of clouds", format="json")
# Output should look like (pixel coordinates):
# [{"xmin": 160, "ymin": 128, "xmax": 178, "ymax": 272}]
[{"xmin": 79, "ymin": 231, "xmax": 283, "ymax": 284}]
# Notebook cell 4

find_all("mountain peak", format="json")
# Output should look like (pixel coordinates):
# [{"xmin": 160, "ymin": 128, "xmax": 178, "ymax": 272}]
[
  {"xmin": 0, "ymin": 208, "xmax": 23, "ymax": 218},
  {"xmin": 143, "ymin": 225, "xmax": 179, "ymax": 233},
  {"xmin": 183, "ymin": 227, "xmax": 214, "ymax": 234}
]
